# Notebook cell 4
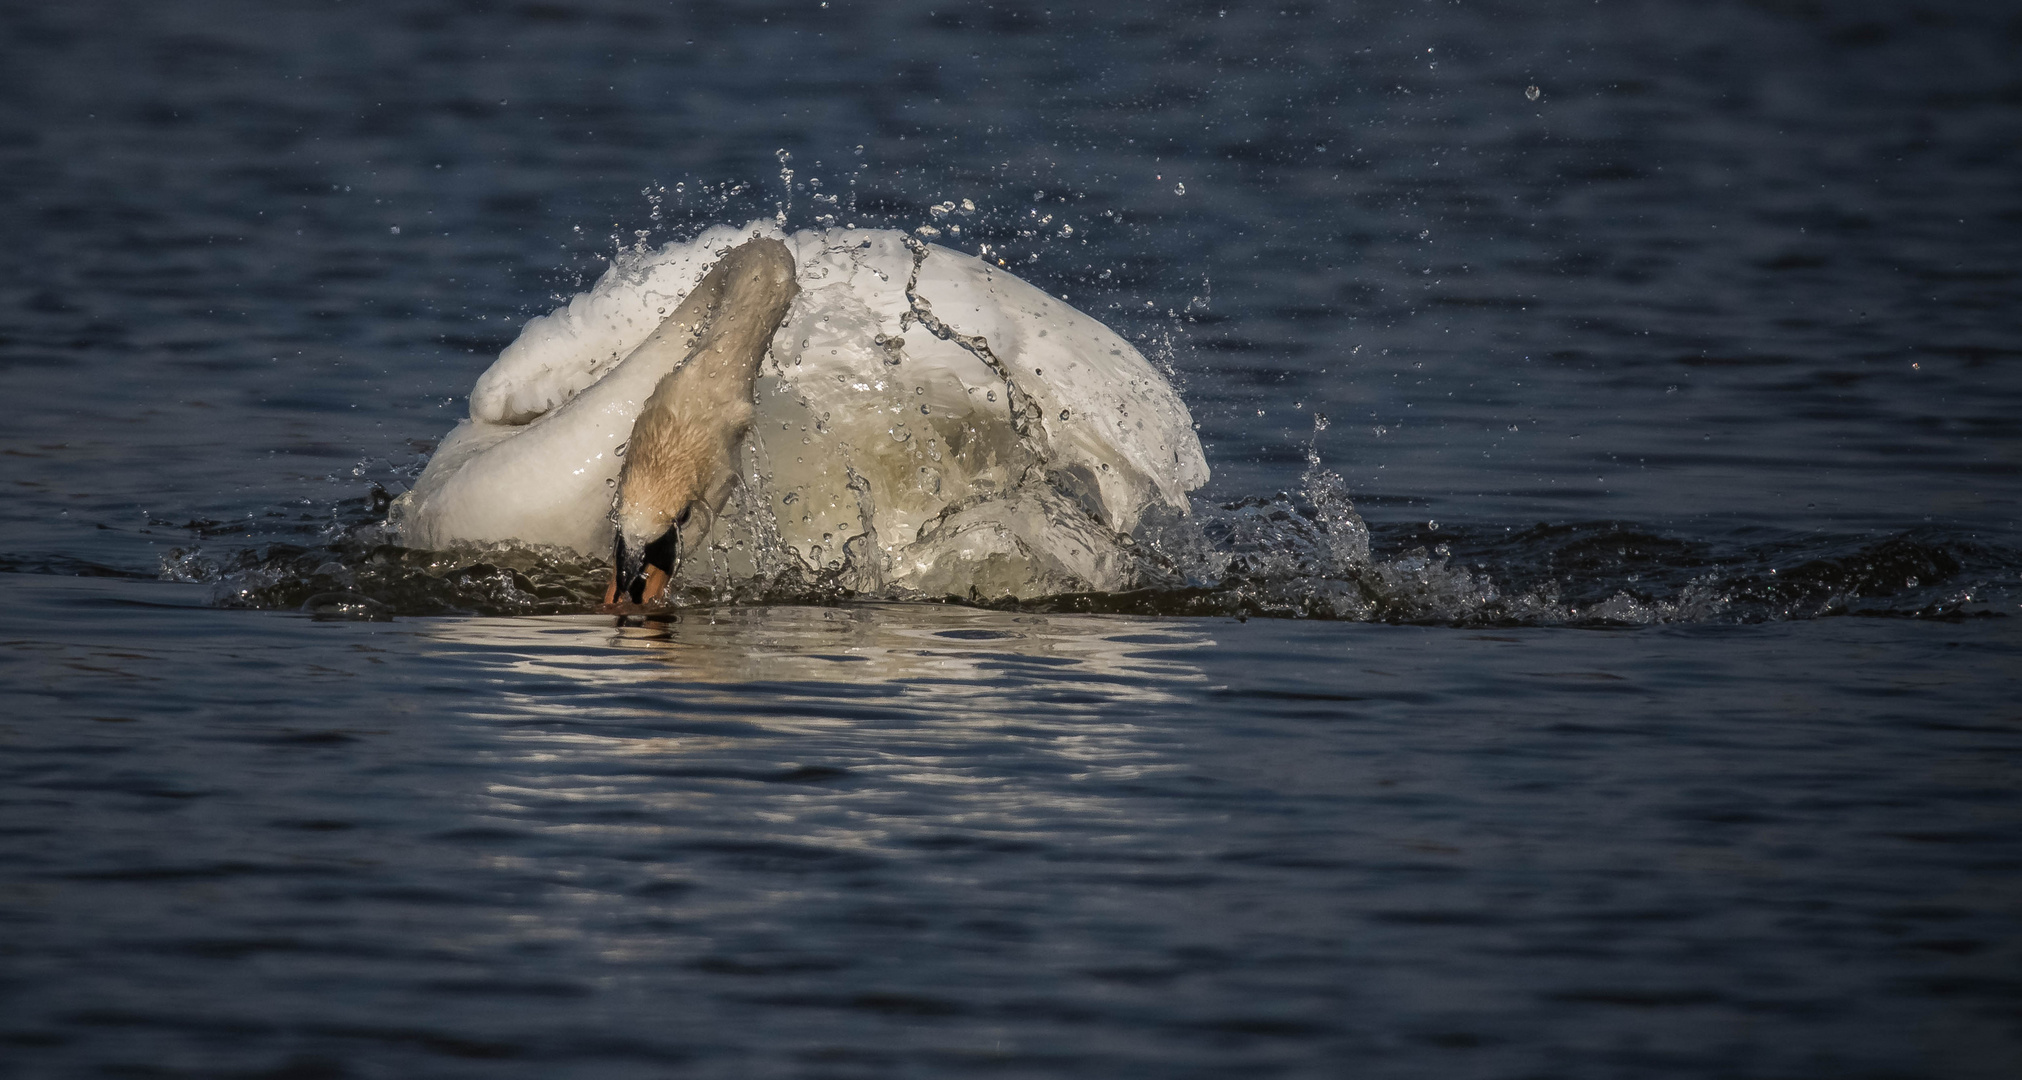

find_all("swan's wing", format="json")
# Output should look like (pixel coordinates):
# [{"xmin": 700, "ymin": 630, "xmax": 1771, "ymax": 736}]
[
  {"xmin": 468, "ymin": 221, "xmax": 782, "ymax": 424},
  {"xmin": 409, "ymin": 225, "xmax": 794, "ymax": 554}
]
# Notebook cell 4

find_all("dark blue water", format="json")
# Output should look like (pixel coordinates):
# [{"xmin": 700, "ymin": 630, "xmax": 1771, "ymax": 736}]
[{"xmin": 3, "ymin": 1, "xmax": 2020, "ymax": 1076}]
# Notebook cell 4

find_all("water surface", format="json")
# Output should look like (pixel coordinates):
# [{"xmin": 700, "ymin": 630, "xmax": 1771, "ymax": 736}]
[
  {"xmin": 2, "ymin": 1, "xmax": 2019, "ymax": 1076},
  {"xmin": 6, "ymin": 574, "xmax": 2020, "ymax": 1076}
]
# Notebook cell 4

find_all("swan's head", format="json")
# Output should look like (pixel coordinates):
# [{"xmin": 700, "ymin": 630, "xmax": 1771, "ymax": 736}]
[
  {"xmin": 608, "ymin": 504, "xmax": 687, "ymax": 607},
  {"xmin": 606, "ymin": 410, "xmax": 743, "ymax": 605}
]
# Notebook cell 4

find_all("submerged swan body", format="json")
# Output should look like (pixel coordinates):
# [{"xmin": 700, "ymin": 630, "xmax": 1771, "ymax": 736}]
[{"xmin": 393, "ymin": 221, "xmax": 1209, "ymax": 599}]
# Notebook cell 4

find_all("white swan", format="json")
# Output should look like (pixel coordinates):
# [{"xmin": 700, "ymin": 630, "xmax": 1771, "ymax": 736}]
[{"xmin": 392, "ymin": 221, "xmax": 1209, "ymax": 601}]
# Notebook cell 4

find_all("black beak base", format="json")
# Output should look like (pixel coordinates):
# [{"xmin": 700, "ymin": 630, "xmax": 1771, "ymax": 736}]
[{"xmin": 612, "ymin": 526, "xmax": 680, "ymax": 605}]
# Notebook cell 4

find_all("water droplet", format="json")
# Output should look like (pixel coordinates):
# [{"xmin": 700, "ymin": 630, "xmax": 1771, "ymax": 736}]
[
  {"xmin": 781, "ymin": 492, "xmax": 798, "ymax": 505},
  {"xmin": 986, "ymin": 390, "xmax": 997, "ymax": 402},
  {"xmin": 1525, "ymin": 85, "xmax": 1542, "ymax": 101},
  {"xmin": 1059, "ymin": 408, "xmax": 1070, "ymax": 420},
  {"xmin": 1427, "ymin": 520, "xmax": 1440, "ymax": 531},
  {"xmin": 613, "ymin": 441, "xmax": 627, "ymax": 456}
]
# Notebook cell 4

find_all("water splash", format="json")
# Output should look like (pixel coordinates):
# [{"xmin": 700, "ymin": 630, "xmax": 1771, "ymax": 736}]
[{"xmin": 163, "ymin": 460, "xmax": 2019, "ymax": 625}]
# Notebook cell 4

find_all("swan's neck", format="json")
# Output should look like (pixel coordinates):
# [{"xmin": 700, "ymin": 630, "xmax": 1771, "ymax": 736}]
[{"xmin": 615, "ymin": 238, "xmax": 800, "ymax": 540}]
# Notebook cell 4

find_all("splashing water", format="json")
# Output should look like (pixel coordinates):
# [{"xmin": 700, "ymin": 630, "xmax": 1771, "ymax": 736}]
[{"xmin": 158, "ymin": 452, "xmax": 2019, "ymax": 625}]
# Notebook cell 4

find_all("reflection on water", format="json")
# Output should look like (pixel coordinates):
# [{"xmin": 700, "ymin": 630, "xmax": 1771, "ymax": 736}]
[
  {"xmin": 421, "ymin": 606, "xmax": 1215, "ymax": 889},
  {"xmin": 4, "ymin": 575, "xmax": 2022, "ymax": 1077},
  {"xmin": 427, "ymin": 602, "xmax": 1210, "ymax": 697}
]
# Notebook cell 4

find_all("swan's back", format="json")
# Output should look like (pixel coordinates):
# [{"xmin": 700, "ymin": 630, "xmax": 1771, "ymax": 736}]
[{"xmin": 751, "ymin": 228, "xmax": 1207, "ymax": 595}]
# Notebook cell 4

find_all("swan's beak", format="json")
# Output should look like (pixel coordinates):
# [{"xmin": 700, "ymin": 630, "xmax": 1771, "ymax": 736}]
[{"xmin": 605, "ymin": 530, "xmax": 674, "ymax": 607}]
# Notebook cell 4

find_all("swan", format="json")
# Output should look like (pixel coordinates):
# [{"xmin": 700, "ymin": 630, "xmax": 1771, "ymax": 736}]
[{"xmin": 391, "ymin": 220, "xmax": 1209, "ymax": 602}]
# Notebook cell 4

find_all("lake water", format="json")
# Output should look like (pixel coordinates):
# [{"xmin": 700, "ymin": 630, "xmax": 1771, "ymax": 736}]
[{"xmin": 3, "ymin": 1, "xmax": 2019, "ymax": 1076}]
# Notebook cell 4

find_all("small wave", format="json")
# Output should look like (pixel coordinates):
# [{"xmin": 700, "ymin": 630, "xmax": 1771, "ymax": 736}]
[{"xmin": 156, "ymin": 469, "xmax": 2018, "ymax": 625}]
